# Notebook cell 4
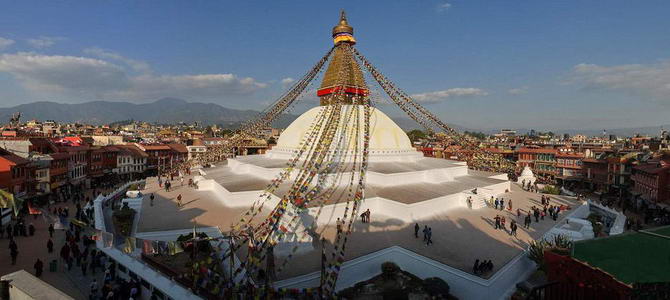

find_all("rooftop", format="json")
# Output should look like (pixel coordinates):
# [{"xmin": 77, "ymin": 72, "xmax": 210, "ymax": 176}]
[{"xmin": 572, "ymin": 226, "xmax": 670, "ymax": 284}]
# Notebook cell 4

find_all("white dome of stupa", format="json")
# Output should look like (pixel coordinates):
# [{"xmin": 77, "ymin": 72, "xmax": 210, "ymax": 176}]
[{"xmin": 270, "ymin": 105, "xmax": 422, "ymax": 162}]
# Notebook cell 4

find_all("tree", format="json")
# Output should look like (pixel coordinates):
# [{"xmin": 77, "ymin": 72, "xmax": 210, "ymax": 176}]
[
  {"xmin": 406, "ymin": 129, "xmax": 427, "ymax": 142},
  {"xmin": 464, "ymin": 131, "xmax": 487, "ymax": 139}
]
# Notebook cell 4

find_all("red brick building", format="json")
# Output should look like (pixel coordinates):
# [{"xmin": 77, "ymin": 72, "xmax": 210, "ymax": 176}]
[
  {"xmin": 632, "ymin": 158, "xmax": 670, "ymax": 204},
  {"xmin": 0, "ymin": 148, "xmax": 30, "ymax": 197}
]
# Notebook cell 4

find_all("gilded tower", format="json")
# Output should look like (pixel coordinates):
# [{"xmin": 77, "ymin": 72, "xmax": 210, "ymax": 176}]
[{"xmin": 317, "ymin": 11, "xmax": 369, "ymax": 105}]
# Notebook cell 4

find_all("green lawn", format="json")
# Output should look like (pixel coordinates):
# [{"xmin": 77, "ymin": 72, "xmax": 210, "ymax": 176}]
[{"xmin": 572, "ymin": 226, "xmax": 670, "ymax": 285}]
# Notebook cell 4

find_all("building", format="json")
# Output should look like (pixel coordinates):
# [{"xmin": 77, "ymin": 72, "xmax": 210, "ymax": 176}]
[
  {"xmin": 632, "ymin": 156, "xmax": 670, "ymax": 205},
  {"xmin": 0, "ymin": 148, "xmax": 30, "ymax": 224},
  {"xmin": 555, "ymin": 149, "xmax": 584, "ymax": 185},
  {"xmin": 186, "ymin": 139, "xmax": 207, "ymax": 161},
  {"xmin": 542, "ymin": 226, "xmax": 670, "ymax": 298},
  {"xmin": 0, "ymin": 270, "xmax": 74, "ymax": 300},
  {"xmin": 133, "ymin": 144, "xmax": 172, "ymax": 176},
  {"xmin": 517, "ymin": 148, "xmax": 557, "ymax": 182}
]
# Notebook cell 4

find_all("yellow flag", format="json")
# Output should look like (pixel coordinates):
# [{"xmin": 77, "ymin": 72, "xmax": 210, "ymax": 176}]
[{"xmin": 0, "ymin": 189, "xmax": 14, "ymax": 209}]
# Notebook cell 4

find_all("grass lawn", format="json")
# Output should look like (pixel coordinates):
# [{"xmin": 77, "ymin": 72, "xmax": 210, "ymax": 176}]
[{"xmin": 572, "ymin": 226, "xmax": 670, "ymax": 285}]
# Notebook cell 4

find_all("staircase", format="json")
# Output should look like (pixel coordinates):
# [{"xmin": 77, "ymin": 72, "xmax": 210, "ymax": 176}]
[{"xmin": 464, "ymin": 192, "xmax": 488, "ymax": 209}]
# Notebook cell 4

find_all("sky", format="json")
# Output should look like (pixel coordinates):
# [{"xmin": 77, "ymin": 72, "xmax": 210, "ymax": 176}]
[{"xmin": 1, "ymin": 1, "xmax": 670, "ymax": 130}]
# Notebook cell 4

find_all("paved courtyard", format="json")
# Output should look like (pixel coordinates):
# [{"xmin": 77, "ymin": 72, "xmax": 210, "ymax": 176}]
[{"xmin": 136, "ymin": 169, "xmax": 582, "ymax": 281}]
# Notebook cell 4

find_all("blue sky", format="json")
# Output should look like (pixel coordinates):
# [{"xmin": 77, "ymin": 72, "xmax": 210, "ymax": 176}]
[{"xmin": 1, "ymin": 1, "xmax": 670, "ymax": 130}]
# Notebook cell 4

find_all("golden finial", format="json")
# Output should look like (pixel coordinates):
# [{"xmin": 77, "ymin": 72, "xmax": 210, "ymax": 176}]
[
  {"xmin": 339, "ymin": 10, "xmax": 348, "ymax": 25},
  {"xmin": 332, "ymin": 10, "xmax": 354, "ymax": 37}
]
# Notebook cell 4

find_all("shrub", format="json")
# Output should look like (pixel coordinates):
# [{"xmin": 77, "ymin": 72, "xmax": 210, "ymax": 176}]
[
  {"xmin": 541, "ymin": 185, "xmax": 561, "ymax": 195},
  {"xmin": 423, "ymin": 277, "xmax": 450, "ymax": 297},
  {"xmin": 112, "ymin": 204, "xmax": 136, "ymax": 236},
  {"xmin": 381, "ymin": 262, "xmax": 400, "ymax": 279}
]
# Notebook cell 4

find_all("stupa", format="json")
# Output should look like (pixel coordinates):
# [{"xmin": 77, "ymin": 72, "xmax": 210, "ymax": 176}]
[
  {"xmin": 132, "ymin": 12, "xmax": 585, "ymax": 299},
  {"xmin": 517, "ymin": 165, "xmax": 537, "ymax": 186}
]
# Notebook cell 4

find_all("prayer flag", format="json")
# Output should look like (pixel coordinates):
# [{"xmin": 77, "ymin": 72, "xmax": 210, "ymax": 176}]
[
  {"xmin": 102, "ymin": 231, "xmax": 114, "ymax": 248},
  {"xmin": 123, "ymin": 237, "xmax": 136, "ymax": 254}
]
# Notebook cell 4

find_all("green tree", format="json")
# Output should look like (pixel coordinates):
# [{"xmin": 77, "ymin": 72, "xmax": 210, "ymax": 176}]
[{"xmin": 406, "ymin": 129, "xmax": 427, "ymax": 142}]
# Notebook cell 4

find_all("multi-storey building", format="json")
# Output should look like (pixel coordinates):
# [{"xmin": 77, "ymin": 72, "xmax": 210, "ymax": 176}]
[
  {"xmin": 555, "ymin": 150, "xmax": 584, "ymax": 185},
  {"xmin": 632, "ymin": 157, "xmax": 670, "ymax": 204}
]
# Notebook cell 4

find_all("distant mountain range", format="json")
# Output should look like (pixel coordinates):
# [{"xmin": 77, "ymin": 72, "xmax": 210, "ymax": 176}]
[
  {"xmin": 0, "ymin": 98, "xmax": 279, "ymax": 127},
  {"xmin": 1, "ymin": 98, "xmax": 664, "ymax": 136},
  {"xmin": 0, "ymin": 98, "xmax": 464, "ymax": 131}
]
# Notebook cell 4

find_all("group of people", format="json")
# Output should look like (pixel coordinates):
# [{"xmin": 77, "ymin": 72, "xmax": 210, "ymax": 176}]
[
  {"xmin": 473, "ymin": 259, "xmax": 494, "ymax": 276},
  {"xmin": 491, "ymin": 212, "xmax": 520, "ymax": 235},
  {"xmin": 413, "ymin": 223, "xmax": 434, "ymax": 245},
  {"xmin": 521, "ymin": 179, "xmax": 540, "ymax": 193},
  {"xmin": 492, "ymin": 197, "xmax": 512, "ymax": 211},
  {"xmin": 359, "ymin": 209, "xmax": 371, "ymax": 223}
]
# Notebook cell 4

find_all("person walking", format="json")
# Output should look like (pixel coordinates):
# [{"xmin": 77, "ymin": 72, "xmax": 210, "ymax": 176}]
[
  {"xmin": 426, "ymin": 227, "xmax": 433, "ymax": 245},
  {"xmin": 150, "ymin": 193, "xmax": 155, "ymax": 207},
  {"xmin": 511, "ymin": 220, "xmax": 518, "ymax": 237},
  {"xmin": 90, "ymin": 280, "xmax": 98, "ymax": 300},
  {"xmin": 34, "ymin": 258, "xmax": 44, "ymax": 277},
  {"xmin": 48, "ymin": 223, "xmax": 55, "ymax": 238},
  {"xmin": 28, "ymin": 223, "xmax": 35, "ymax": 236},
  {"xmin": 9, "ymin": 239, "xmax": 19, "ymax": 265},
  {"xmin": 422, "ymin": 225, "xmax": 428, "ymax": 242},
  {"xmin": 494, "ymin": 215, "xmax": 501, "ymax": 230},
  {"xmin": 176, "ymin": 194, "xmax": 182, "ymax": 208},
  {"xmin": 500, "ymin": 199, "xmax": 505, "ymax": 211},
  {"xmin": 364, "ymin": 209, "xmax": 371, "ymax": 223},
  {"xmin": 414, "ymin": 223, "xmax": 420, "ymax": 238},
  {"xmin": 47, "ymin": 239, "xmax": 54, "ymax": 253}
]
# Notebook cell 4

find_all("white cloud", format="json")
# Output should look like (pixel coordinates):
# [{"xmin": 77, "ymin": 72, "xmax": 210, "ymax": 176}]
[
  {"xmin": 84, "ymin": 47, "xmax": 151, "ymax": 73},
  {"xmin": 438, "ymin": 2, "xmax": 452, "ymax": 12},
  {"xmin": 411, "ymin": 88, "xmax": 488, "ymax": 103},
  {"xmin": 280, "ymin": 77, "xmax": 295, "ymax": 88},
  {"xmin": 508, "ymin": 86, "xmax": 529, "ymax": 95},
  {"xmin": 0, "ymin": 52, "xmax": 130, "ymax": 96},
  {"xmin": 0, "ymin": 52, "xmax": 266, "ymax": 101},
  {"xmin": 0, "ymin": 37, "xmax": 15, "ymax": 50},
  {"xmin": 26, "ymin": 36, "xmax": 66, "ymax": 48},
  {"xmin": 570, "ymin": 61, "xmax": 670, "ymax": 100}
]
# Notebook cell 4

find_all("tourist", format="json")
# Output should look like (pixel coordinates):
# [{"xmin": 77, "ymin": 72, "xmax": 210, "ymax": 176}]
[
  {"xmin": 150, "ymin": 193, "xmax": 155, "ymax": 207},
  {"xmin": 426, "ymin": 227, "xmax": 433, "ymax": 245},
  {"xmin": 364, "ymin": 209, "xmax": 371, "ymax": 223},
  {"xmin": 525, "ymin": 214, "xmax": 531, "ymax": 229},
  {"xmin": 47, "ymin": 239, "xmax": 54, "ymax": 253},
  {"xmin": 177, "ymin": 194, "xmax": 182, "ymax": 208},
  {"xmin": 494, "ymin": 198, "xmax": 499, "ymax": 210},
  {"xmin": 414, "ymin": 223, "xmax": 420, "ymax": 238},
  {"xmin": 511, "ymin": 220, "xmax": 518, "ymax": 237},
  {"xmin": 422, "ymin": 225, "xmax": 428, "ymax": 241},
  {"xmin": 34, "ymin": 258, "xmax": 44, "ymax": 277},
  {"xmin": 501, "ymin": 216, "xmax": 506, "ymax": 231},
  {"xmin": 90, "ymin": 280, "xmax": 98, "ymax": 300},
  {"xmin": 360, "ymin": 211, "xmax": 366, "ymax": 223},
  {"xmin": 473, "ymin": 259, "xmax": 480, "ymax": 275},
  {"xmin": 508, "ymin": 199, "xmax": 513, "ymax": 211},
  {"xmin": 500, "ymin": 199, "xmax": 505, "ymax": 211},
  {"xmin": 517, "ymin": 208, "xmax": 521, "ymax": 218},
  {"xmin": 494, "ymin": 215, "xmax": 501, "ymax": 229},
  {"xmin": 9, "ymin": 240, "xmax": 18, "ymax": 265}
]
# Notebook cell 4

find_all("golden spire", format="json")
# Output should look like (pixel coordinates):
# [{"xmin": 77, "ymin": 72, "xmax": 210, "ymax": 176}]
[
  {"xmin": 317, "ymin": 11, "xmax": 367, "ymax": 105},
  {"xmin": 332, "ymin": 10, "xmax": 354, "ymax": 37}
]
